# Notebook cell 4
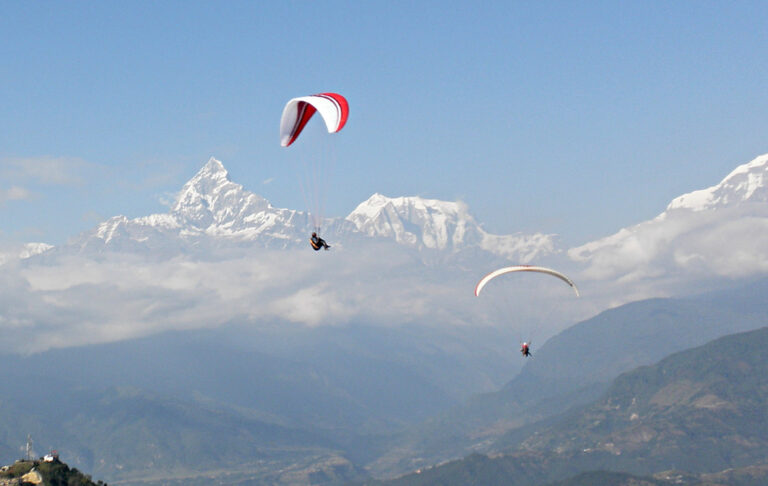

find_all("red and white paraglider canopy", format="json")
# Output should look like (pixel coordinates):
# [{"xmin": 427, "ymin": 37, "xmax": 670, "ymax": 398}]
[{"xmin": 280, "ymin": 93, "xmax": 349, "ymax": 147}]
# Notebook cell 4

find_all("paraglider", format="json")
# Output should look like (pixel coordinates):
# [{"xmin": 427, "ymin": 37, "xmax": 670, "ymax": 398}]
[
  {"xmin": 280, "ymin": 93, "xmax": 349, "ymax": 147},
  {"xmin": 279, "ymin": 93, "xmax": 349, "ymax": 251},
  {"xmin": 309, "ymin": 232, "xmax": 330, "ymax": 251},
  {"xmin": 474, "ymin": 265, "xmax": 579, "ymax": 358},
  {"xmin": 474, "ymin": 265, "xmax": 580, "ymax": 297}
]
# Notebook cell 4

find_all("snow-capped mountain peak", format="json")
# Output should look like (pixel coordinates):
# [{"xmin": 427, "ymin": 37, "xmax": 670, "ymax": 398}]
[
  {"xmin": 666, "ymin": 153, "xmax": 768, "ymax": 212},
  {"xmin": 351, "ymin": 193, "xmax": 466, "ymax": 218},
  {"xmin": 346, "ymin": 193, "xmax": 555, "ymax": 261},
  {"xmin": 171, "ymin": 157, "xmax": 271, "ymax": 229},
  {"xmin": 569, "ymin": 152, "xmax": 768, "ymax": 284},
  {"xmin": 73, "ymin": 157, "xmax": 312, "ymax": 251},
  {"xmin": 66, "ymin": 158, "xmax": 555, "ymax": 261},
  {"xmin": 347, "ymin": 193, "xmax": 472, "ymax": 249},
  {"xmin": 0, "ymin": 242, "xmax": 53, "ymax": 266}
]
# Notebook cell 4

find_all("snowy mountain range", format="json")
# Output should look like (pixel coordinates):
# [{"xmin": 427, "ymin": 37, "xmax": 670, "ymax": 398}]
[
  {"xmin": 10, "ymin": 153, "xmax": 768, "ymax": 286},
  {"xmin": 0, "ymin": 242, "xmax": 53, "ymax": 265},
  {"xmin": 667, "ymin": 153, "xmax": 768, "ymax": 211},
  {"xmin": 347, "ymin": 193, "xmax": 554, "ymax": 260},
  {"xmin": 570, "ymin": 153, "xmax": 768, "ymax": 284},
  {"xmin": 62, "ymin": 157, "xmax": 555, "ymax": 262}
]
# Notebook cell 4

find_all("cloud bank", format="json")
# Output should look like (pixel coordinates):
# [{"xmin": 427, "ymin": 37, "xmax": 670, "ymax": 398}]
[
  {"xmin": 0, "ymin": 237, "xmax": 595, "ymax": 354},
  {"xmin": 567, "ymin": 154, "xmax": 768, "ymax": 305}
]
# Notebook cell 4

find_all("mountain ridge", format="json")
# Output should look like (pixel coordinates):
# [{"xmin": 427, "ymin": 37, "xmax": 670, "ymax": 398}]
[
  {"xmin": 519, "ymin": 325, "xmax": 768, "ymax": 472},
  {"xmin": 667, "ymin": 153, "xmax": 768, "ymax": 212},
  {"xmin": 569, "ymin": 153, "xmax": 768, "ymax": 286},
  {"xmin": 347, "ymin": 193, "xmax": 555, "ymax": 260},
  {"xmin": 365, "ymin": 277, "xmax": 768, "ymax": 478},
  {"xmin": 362, "ymin": 325, "xmax": 768, "ymax": 486},
  {"xmin": 55, "ymin": 157, "xmax": 554, "ymax": 262},
  {"xmin": 8, "ymin": 152, "xmax": 768, "ymax": 286}
]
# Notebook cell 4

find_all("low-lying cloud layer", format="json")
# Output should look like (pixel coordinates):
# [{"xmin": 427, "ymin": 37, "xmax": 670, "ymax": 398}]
[
  {"xmin": 0, "ymin": 238, "xmax": 597, "ymax": 354},
  {"xmin": 5, "ymin": 198, "xmax": 768, "ymax": 354},
  {"xmin": 569, "ymin": 204, "xmax": 768, "ymax": 292}
]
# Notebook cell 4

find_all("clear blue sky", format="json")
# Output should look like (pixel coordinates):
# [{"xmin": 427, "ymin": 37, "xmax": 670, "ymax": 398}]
[{"xmin": 1, "ymin": 1, "xmax": 767, "ymax": 246}]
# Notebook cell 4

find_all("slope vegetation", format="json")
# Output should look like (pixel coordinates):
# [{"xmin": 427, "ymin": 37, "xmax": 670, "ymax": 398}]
[{"xmin": 365, "ymin": 325, "xmax": 768, "ymax": 485}]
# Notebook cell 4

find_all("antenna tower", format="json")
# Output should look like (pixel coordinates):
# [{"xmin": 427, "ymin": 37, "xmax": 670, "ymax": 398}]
[{"xmin": 26, "ymin": 434, "xmax": 33, "ymax": 461}]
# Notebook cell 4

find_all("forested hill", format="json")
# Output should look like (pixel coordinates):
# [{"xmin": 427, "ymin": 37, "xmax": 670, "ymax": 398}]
[
  {"xmin": 523, "ymin": 325, "xmax": 768, "ymax": 472},
  {"xmin": 371, "ymin": 279, "xmax": 768, "ymax": 477},
  {"xmin": 360, "ymin": 326, "xmax": 768, "ymax": 486}
]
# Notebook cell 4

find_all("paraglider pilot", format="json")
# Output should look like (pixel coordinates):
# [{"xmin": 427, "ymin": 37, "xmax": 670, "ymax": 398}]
[
  {"xmin": 520, "ymin": 342, "xmax": 531, "ymax": 358},
  {"xmin": 310, "ymin": 232, "xmax": 330, "ymax": 251}
]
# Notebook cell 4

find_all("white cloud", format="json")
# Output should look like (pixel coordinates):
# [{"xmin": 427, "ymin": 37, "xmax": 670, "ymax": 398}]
[
  {"xmin": 271, "ymin": 283, "xmax": 355, "ymax": 326},
  {"xmin": 567, "ymin": 203, "xmax": 768, "ymax": 305},
  {"xmin": 0, "ymin": 156, "xmax": 92, "ymax": 186},
  {"xmin": 0, "ymin": 186, "xmax": 33, "ymax": 203},
  {"xmin": 0, "ymin": 239, "xmax": 590, "ymax": 354}
]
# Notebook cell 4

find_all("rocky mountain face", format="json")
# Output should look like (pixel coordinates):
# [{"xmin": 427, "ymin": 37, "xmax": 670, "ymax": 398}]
[
  {"xmin": 25, "ymin": 151, "xmax": 761, "ymax": 283},
  {"xmin": 16, "ymin": 152, "xmax": 768, "ymax": 279}
]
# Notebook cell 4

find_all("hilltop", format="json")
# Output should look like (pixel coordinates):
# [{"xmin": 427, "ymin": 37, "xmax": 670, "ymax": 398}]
[{"xmin": 0, "ymin": 458, "xmax": 104, "ymax": 486}]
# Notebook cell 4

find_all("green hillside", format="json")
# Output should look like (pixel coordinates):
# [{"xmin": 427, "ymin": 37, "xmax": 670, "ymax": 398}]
[
  {"xmin": 362, "ymin": 326, "xmax": 768, "ymax": 485},
  {"xmin": 369, "ymin": 279, "xmax": 768, "ymax": 476},
  {"xmin": 524, "ymin": 326, "xmax": 768, "ymax": 473},
  {"xmin": 543, "ymin": 470, "xmax": 668, "ymax": 486}
]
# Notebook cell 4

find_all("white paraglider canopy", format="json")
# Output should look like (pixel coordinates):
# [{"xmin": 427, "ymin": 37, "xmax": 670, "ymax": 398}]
[{"xmin": 474, "ymin": 265, "xmax": 580, "ymax": 297}]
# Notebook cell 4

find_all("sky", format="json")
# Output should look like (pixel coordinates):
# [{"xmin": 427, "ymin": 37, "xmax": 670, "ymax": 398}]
[{"xmin": 2, "ymin": 1, "xmax": 768, "ymax": 247}]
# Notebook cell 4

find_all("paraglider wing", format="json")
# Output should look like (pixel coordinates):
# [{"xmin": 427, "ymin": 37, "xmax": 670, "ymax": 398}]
[
  {"xmin": 474, "ymin": 265, "xmax": 580, "ymax": 297},
  {"xmin": 280, "ymin": 93, "xmax": 349, "ymax": 147}
]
